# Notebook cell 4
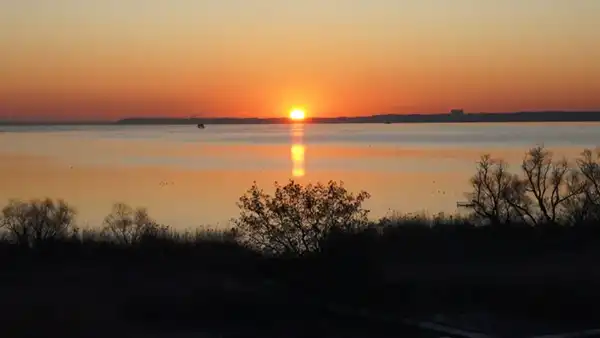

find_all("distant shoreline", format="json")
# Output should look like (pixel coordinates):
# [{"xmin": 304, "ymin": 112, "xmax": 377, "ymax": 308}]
[{"xmin": 2, "ymin": 110, "xmax": 600, "ymax": 126}]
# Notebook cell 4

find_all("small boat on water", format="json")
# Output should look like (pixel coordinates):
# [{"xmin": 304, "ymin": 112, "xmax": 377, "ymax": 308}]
[{"xmin": 197, "ymin": 124, "xmax": 205, "ymax": 129}]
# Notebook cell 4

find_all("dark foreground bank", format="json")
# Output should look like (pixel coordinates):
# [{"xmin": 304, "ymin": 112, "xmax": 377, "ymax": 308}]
[{"xmin": 2, "ymin": 211, "xmax": 600, "ymax": 337}]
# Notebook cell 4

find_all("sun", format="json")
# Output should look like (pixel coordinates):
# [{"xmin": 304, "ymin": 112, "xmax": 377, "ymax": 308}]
[{"xmin": 289, "ymin": 108, "xmax": 306, "ymax": 121}]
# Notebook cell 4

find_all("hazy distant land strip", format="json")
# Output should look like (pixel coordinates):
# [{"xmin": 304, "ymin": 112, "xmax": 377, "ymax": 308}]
[
  {"xmin": 2, "ymin": 111, "xmax": 600, "ymax": 125},
  {"xmin": 119, "ymin": 111, "xmax": 600, "ymax": 125}
]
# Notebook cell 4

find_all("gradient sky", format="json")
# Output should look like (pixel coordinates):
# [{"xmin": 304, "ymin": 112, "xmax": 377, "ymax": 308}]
[{"xmin": 1, "ymin": 0, "xmax": 599, "ymax": 121}]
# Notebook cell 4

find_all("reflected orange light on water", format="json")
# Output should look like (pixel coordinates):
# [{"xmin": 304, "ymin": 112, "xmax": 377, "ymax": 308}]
[
  {"xmin": 290, "ymin": 123, "xmax": 305, "ymax": 177},
  {"xmin": 291, "ymin": 144, "xmax": 305, "ymax": 177}
]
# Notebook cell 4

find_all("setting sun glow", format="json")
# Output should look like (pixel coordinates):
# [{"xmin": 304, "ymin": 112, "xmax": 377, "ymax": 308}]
[{"xmin": 289, "ymin": 108, "xmax": 306, "ymax": 121}]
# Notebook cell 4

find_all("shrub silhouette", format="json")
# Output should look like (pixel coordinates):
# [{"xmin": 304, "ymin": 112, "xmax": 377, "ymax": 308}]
[
  {"xmin": 233, "ymin": 180, "xmax": 370, "ymax": 256},
  {"xmin": 102, "ymin": 202, "xmax": 169, "ymax": 244},
  {"xmin": 0, "ymin": 198, "xmax": 76, "ymax": 247}
]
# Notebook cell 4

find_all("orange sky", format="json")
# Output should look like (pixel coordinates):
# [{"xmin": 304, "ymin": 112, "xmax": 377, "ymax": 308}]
[{"xmin": 2, "ymin": 0, "xmax": 600, "ymax": 121}]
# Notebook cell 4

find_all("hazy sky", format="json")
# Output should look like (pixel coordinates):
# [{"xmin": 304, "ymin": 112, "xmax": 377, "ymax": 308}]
[{"xmin": 1, "ymin": 0, "xmax": 599, "ymax": 120}]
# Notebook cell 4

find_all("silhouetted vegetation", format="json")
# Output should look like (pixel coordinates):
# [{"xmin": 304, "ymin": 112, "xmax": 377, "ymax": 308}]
[
  {"xmin": 468, "ymin": 146, "xmax": 600, "ymax": 226},
  {"xmin": 2, "ymin": 198, "xmax": 77, "ymax": 247},
  {"xmin": 2, "ymin": 146, "xmax": 600, "ymax": 337},
  {"xmin": 234, "ymin": 180, "xmax": 370, "ymax": 256}
]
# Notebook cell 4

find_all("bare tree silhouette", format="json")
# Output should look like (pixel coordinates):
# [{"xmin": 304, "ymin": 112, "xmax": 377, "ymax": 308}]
[
  {"xmin": 467, "ymin": 146, "xmax": 593, "ymax": 226},
  {"xmin": 0, "ymin": 198, "xmax": 76, "ymax": 247},
  {"xmin": 567, "ymin": 148, "xmax": 600, "ymax": 224},
  {"xmin": 102, "ymin": 203, "xmax": 168, "ymax": 244},
  {"xmin": 517, "ymin": 146, "xmax": 584, "ymax": 224},
  {"xmin": 468, "ymin": 154, "xmax": 518, "ymax": 225}
]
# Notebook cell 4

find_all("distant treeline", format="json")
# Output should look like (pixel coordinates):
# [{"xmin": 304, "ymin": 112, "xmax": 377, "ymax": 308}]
[{"xmin": 116, "ymin": 111, "xmax": 600, "ymax": 125}]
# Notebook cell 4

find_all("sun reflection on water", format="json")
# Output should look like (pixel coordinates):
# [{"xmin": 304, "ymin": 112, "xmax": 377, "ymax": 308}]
[{"xmin": 290, "ymin": 124, "xmax": 305, "ymax": 177}]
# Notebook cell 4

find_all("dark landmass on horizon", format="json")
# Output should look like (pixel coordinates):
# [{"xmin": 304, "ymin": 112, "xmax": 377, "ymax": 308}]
[
  {"xmin": 1, "ymin": 110, "xmax": 600, "ymax": 126},
  {"xmin": 119, "ymin": 110, "xmax": 600, "ymax": 125}
]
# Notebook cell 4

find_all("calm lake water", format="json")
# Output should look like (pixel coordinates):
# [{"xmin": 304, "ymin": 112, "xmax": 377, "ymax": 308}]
[{"xmin": 1, "ymin": 122, "xmax": 599, "ymax": 229}]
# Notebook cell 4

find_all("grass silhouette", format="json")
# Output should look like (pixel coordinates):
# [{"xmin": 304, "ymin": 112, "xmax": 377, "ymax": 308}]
[{"xmin": 2, "ymin": 145, "xmax": 600, "ymax": 337}]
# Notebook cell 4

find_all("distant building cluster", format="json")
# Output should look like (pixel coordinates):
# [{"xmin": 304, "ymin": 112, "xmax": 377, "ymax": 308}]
[{"xmin": 449, "ymin": 109, "xmax": 465, "ymax": 117}]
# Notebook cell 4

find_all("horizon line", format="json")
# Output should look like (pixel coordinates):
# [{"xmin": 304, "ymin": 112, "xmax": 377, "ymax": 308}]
[{"xmin": 2, "ymin": 110, "xmax": 600, "ymax": 125}]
